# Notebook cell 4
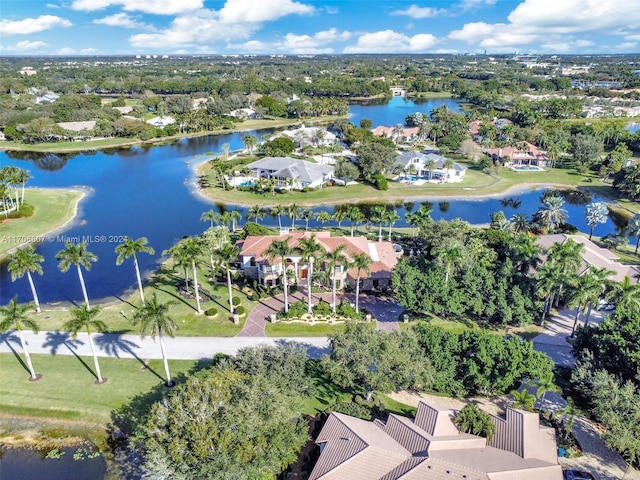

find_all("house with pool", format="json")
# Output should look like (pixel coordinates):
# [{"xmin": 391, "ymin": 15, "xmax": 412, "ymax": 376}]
[
  {"xmin": 486, "ymin": 142, "xmax": 551, "ymax": 169},
  {"xmin": 235, "ymin": 231, "xmax": 398, "ymax": 292},
  {"xmin": 243, "ymin": 156, "xmax": 334, "ymax": 190},
  {"xmin": 394, "ymin": 151, "xmax": 467, "ymax": 184}
]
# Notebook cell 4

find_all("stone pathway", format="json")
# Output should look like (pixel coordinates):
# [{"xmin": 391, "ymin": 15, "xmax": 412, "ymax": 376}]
[{"xmin": 238, "ymin": 289, "xmax": 403, "ymax": 337}]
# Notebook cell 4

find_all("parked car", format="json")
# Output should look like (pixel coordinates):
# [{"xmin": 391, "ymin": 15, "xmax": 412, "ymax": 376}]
[{"xmin": 563, "ymin": 470, "xmax": 595, "ymax": 480}]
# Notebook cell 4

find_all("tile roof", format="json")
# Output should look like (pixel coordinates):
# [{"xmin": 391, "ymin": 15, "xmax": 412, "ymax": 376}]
[{"xmin": 245, "ymin": 157, "xmax": 334, "ymax": 184}]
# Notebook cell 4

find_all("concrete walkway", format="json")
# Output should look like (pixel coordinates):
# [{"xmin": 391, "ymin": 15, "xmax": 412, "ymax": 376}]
[{"xmin": 238, "ymin": 289, "xmax": 402, "ymax": 336}]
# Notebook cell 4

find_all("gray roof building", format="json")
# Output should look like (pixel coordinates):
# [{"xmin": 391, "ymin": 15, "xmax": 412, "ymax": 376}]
[{"xmin": 245, "ymin": 156, "xmax": 334, "ymax": 188}]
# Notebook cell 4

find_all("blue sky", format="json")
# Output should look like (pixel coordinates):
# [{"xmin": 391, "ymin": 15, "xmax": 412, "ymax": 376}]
[{"xmin": 1, "ymin": 0, "xmax": 638, "ymax": 56}]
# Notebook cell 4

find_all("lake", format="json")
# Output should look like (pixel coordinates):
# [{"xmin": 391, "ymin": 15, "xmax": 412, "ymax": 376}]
[
  {"xmin": 0, "ymin": 446, "xmax": 107, "ymax": 480},
  {"xmin": 0, "ymin": 98, "xmax": 627, "ymax": 304}
]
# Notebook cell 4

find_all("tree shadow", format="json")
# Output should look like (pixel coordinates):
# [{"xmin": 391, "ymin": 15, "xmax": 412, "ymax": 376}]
[
  {"xmin": 42, "ymin": 331, "xmax": 98, "ymax": 380},
  {"xmin": 93, "ymin": 333, "xmax": 164, "ymax": 382},
  {"xmin": 274, "ymin": 339, "xmax": 330, "ymax": 360},
  {"xmin": 0, "ymin": 331, "xmax": 29, "ymax": 374}
]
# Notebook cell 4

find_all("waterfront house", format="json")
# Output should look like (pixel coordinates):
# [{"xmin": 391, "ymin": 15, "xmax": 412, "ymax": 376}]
[
  {"xmin": 244, "ymin": 157, "xmax": 334, "ymax": 190},
  {"xmin": 486, "ymin": 142, "xmax": 551, "ymax": 167},
  {"xmin": 395, "ymin": 151, "xmax": 467, "ymax": 183}
]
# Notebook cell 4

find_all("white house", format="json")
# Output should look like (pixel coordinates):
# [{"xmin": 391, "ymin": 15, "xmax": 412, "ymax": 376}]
[
  {"xmin": 244, "ymin": 156, "xmax": 334, "ymax": 190},
  {"xmin": 276, "ymin": 126, "xmax": 337, "ymax": 148},
  {"xmin": 146, "ymin": 116, "xmax": 175, "ymax": 128},
  {"xmin": 395, "ymin": 151, "xmax": 467, "ymax": 183}
]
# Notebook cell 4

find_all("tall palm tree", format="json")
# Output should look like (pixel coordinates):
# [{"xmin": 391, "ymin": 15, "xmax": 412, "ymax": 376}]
[
  {"xmin": 228, "ymin": 210, "xmax": 242, "ymax": 232},
  {"xmin": 287, "ymin": 204, "xmax": 301, "ymax": 230},
  {"xmin": 386, "ymin": 210, "xmax": 401, "ymax": 242},
  {"xmin": 1, "ymin": 296, "xmax": 40, "ymax": 380},
  {"xmin": 628, "ymin": 213, "xmax": 640, "ymax": 255},
  {"xmin": 56, "ymin": 241, "xmax": 98, "ymax": 308},
  {"xmin": 7, "ymin": 245, "xmax": 44, "ymax": 313},
  {"xmin": 266, "ymin": 238, "xmax": 294, "ymax": 313},
  {"xmin": 177, "ymin": 236, "xmax": 205, "ymax": 314},
  {"xmin": 64, "ymin": 304, "xmax": 107, "ymax": 384},
  {"xmin": 443, "ymin": 158, "xmax": 455, "ymax": 181},
  {"xmin": 346, "ymin": 206, "xmax": 364, "ymax": 237},
  {"xmin": 547, "ymin": 239, "xmax": 584, "ymax": 306},
  {"xmin": 202, "ymin": 226, "xmax": 229, "ymax": 276},
  {"xmin": 351, "ymin": 252, "xmax": 371, "ymax": 314},
  {"xmin": 325, "ymin": 244, "xmax": 347, "ymax": 314},
  {"xmin": 163, "ymin": 240, "xmax": 191, "ymax": 290},
  {"xmin": 333, "ymin": 208, "xmax": 348, "ymax": 233},
  {"xmin": 298, "ymin": 234, "xmax": 323, "ymax": 315},
  {"xmin": 536, "ymin": 262, "xmax": 562, "ymax": 324},
  {"xmin": 131, "ymin": 293, "xmax": 178, "ymax": 387},
  {"xmin": 200, "ymin": 209, "xmax": 220, "ymax": 228},
  {"xmin": 533, "ymin": 372, "xmax": 559, "ymax": 413},
  {"xmin": 115, "ymin": 236, "xmax": 155, "ymax": 305},
  {"xmin": 535, "ymin": 195, "xmax": 568, "ymax": 231},
  {"xmin": 568, "ymin": 267, "xmax": 613, "ymax": 334},
  {"xmin": 217, "ymin": 243, "xmax": 240, "ymax": 314},
  {"xmin": 433, "ymin": 242, "xmax": 462, "ymax": 284},
  {"xmin": 372, "ymin": 205, "xmax": 387, "ymax": 242},
  {"xmin": 511, "ymin": 235, "xmax": 542, "ymax": 276},
  {"xmin": 271, "ymin": 204, "xmax": 285, "ymax": 230},
  {"xmin": 247, "ymin": 205, "xmax": 265, "ymax": 224},
  {"xmin": 301, "ymin": 208, "xmax": 313, "ymax": 231},
  {"xmin": 315, "ymin": 210, "xmax": 333, "ymax": 231},
  {"xmin": 510, "ymin": 213, "xmax": 530, "ymax": 234}
]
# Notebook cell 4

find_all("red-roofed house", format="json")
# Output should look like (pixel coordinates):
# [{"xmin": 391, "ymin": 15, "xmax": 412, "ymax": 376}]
[
  {"xmin": 236, "ymin": 231, "xmax": 398, "ymax": 291},
  {"xmin": 485, "ymin": 142, "xmax": 551, "ymax": 167},
  {"xmin": 371, "ymin": 125, "xmax": 420, "ymax": 143},
  {"xmin": 309, "ymin": 401, "xmax": 562, "ymax": 480}
]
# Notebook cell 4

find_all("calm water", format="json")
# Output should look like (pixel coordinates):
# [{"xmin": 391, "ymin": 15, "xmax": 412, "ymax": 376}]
[
  {"xmin": 348, "ymin": 95, "xmax": 463, "ymax": 127},
  {"xmin": 0, "ymin": 99, "xmax": 625, "ymax": 304},
  {"xmin": 0, "ymin": 447, "xmax": 107, "ymax": 480},
  {"xmin": 626, "ymin": 122, "xmax": 640, "ymax": 134}
]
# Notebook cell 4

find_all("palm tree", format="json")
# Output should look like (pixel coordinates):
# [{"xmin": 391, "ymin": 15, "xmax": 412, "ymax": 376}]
[
  {"xmin": 217, "ymin": 244, "xmax": 240, "ymax": 315},
  {"xmin": 585, "ymin": 202, "xmax": 609, "ymax": 241},
  {"xmin": 56, "ymin": 242, "xmax": 98, "ymax": 308},
  {"xmin": 557, "ymin": 398, "xmax": 578, "ymax": 438},
  {"xmin": 627, "ymin": 213, "xmax": 640, "ymax": 255},
  {"xmin": 247, "ymin": 205, "xmax": 265, "ymax": 224},
  {"xmin": 372, "ymin": 205, "xmax": 387, "ymax": 242},
  {"xmin": 228, "ymin": 210, "xmax": 242, "ymax": 232},
  {"xmin": 606, "ymin": 275, "xmax": 640, "ymax": 313},
  {"xmin": 0, "ymin": 296, "xmax": 40, "ymax": 380},
  {"xmin": 536, "ymin": 262, "xmax": 562, "ymax": 324},
  {"xmin": 510, "ymin": 213, "xmax": 529, "ymax": 234},
  {"xmin": 511, "ymin": 235, "xmax": 542, "ymax": 276},
  {"xmin": 333, "ymin": 208, "xmax": 347, "ymax": 232},
  {"xmin": 298, "ymin": 234, "xmax": 323, "ymax": 315},
  {"xmin": 163, "ymin": 240, "xmax": 191, "ymax": 290},
  {"xmin": 453, "ymin": 403, "xmax": 496, "ymax": 440},
  {"xmin": 568, "ymin": 267, "xmax": 613, "ymax": 334},
  {"xmin": 443, "ymin": 157, "xmax": 455, "ymax": 181},
  {"xmin": 535, "ymin": 195, "xmax": 568, "ymax": 231},
  {"xmin": 325, "ymin": 244, "xmax": 347, "ymax": 314},
  {"xmin": 425, "ymin": 158, "xmax": 436, "ymax": 181},
  {"xmin": 200, "ymin": 209, "xmax": 219, "ymax": 228},
  {"xmin": 131, "ymin": 293, "xmax": 178, "ymax": 387},
  {"xmin": 315, "ymin": 210, "xmax": 333, "ymax": 231},
  {"xmin": 385, "ymin": 210, "xmax": 401, "ymax": 242},
  {"xmin": 301, "ymin": 208, "xmax": 313, "ymax": 231},
  {"xmin": 433, "ymin": 242, "xmax": 462, "ymax": 284},
  {"xmin": 266, "ymin": 238, "xmax": 294, "ymax": 314},
  {"xmin": 510, "ymin": 387, "xmax": 536, "ymax": 412},
  {"xmin": 177, "ymin": 236, "xmax": 205, "ymax": 314},
  {"xmin": 7, "ymin": 246, "xmax": 44, "ymax": 313},
  {"xmin": 547, "ymin": 239, "xmax": 584, "ymax": 306},
  {"xmin": 346, "ymin": 206, "xmax": 364, "ymax": 237},
  {"xmin": 533, "ymin": 372, "xmax": 559, "ymax": 413},
  {"xmin": 351, "ymin": 252, "xmax": 371, "ymax": 314},
  {"xmin": 64, "ymin": 304, "xmax": 108, "ymax": 384},
  {"xmin": 202, "ymin": 225, "xmax": 229, "ymax": 276},
  {"xmin": 271, "ymin": 204, "xmax": 285, "ymax": 230},
  {"xmin": 115, "ymin": 236, "xmax": 155, "ymax": 305},
  {"xmin": 287, "ymin": 204, "xmax": 301, "ymax": 230},
  {"xmin": 242, "ymin": 134, "xmax": 258, "ymax": 154}
]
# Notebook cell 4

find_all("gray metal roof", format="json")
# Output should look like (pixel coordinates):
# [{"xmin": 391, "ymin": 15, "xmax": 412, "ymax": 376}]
[{"xmin": 246, "ymin": 156, "xmax": 334, "ymax": 183}]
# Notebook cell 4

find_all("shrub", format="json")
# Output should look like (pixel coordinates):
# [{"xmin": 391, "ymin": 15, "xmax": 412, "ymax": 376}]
[
  {"xmin": 328, "ymin": 401, "xmax": 372, "ymax": 420},
  {"xmin": 204, "ymin": 308, "xmax": 218, "ymax": 317},
  {"xmin": 231, "ymin": 296, "xmax": 241, "ymax": 306},
  {"xmin": 286, "ymin": 300, "xmax": 307, "ymax": 319},
  {"xmin": 7, "ymin": 203, "xmax": 34, "ymax": 219},
  {"xmin": 336, "ymin": 301, "xmax": 361, "ymax": 319},
  {"xmin": 235, "ymin": 306, "xmax": 246, "ymax": 315},
  {"xmin": 313, "ymin": 300, "xmax": 332, "ymax": 316},
  {"xmin": 373, "ymin": 173, "xmax": 388, "ymax": 190},
  {"xmin": 243, "ymin": 221, "xmax": 272, "ymax": 236}
]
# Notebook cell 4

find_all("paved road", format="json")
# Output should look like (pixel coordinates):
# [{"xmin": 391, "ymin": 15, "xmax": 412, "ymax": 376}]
[{"xmin": 0, "ymin": 331, "xmax": 330, "ymax": 360}]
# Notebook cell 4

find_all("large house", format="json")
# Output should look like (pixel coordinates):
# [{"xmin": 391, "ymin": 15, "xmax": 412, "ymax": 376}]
[
  {"xmin": 309, "ymin": 401, "xmax": 562, "ymax": 480},
  {"xmin": 395, "ymin": 151, "xmax": 467, "ymax": 183},
  {"xmin": 244, "ymin": 157, "xmax": 334, "ymax": 190},
  {"xmin": 371, "ymin": 125, "xmax": 420, "ymax": 143},
  {"xmin": 485, "ymin": 142, "xmax": 551, "ymax": 167},
  {"xmin": 538, "ymin": 234, "xmax": 640, "ymax": 283},
  {"xmin": 236, "ymin": 231, "xmax": 398, "ymax": 291}
]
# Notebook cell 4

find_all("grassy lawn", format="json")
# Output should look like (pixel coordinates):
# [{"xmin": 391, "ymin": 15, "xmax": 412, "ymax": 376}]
[
  {"xmin": 200, "ymin": 160, "xmax": 609, "ymax": 207},
  {"xmin": 265, "ymin": 321, "xmax": 345, "ymax": 337},
  {"xmin": 0, "ymin": 188, "xmax": 83, "ymax": 258},
  {"xmin": 0, "ymin": 353, "xmax": 199, "ymax": 425},
  {"xmin": 34, "ymin": 263, "xmax": 252, "ymax": 337}
]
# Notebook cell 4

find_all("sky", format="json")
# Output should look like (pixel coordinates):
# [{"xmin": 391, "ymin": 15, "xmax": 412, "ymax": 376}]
[{"xmin": 0, "ymin": 0, "xmax": 639, "ymax": 56}]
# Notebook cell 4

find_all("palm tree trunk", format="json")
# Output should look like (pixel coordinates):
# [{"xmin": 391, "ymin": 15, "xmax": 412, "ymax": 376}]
[
  {"xmin": 571, "ymin": 305, "xmax": 581, "ymax": 335},
  {"xmin": 332, "ymin": 267, "xmax": 337, "ymax": 314},
  {"xmin": 635, "ymin": 236, "xmax": 639, "ymax": 255},
  {"xmin": 307, "ymin": 258, "xmax": 314, "ymax": 315},
  {"xmin": 355, "ymin": 273, "xmax": 361, "ymax": 313},
  {"xmin": 192, "ymin": 261, "xmax": 202, "ymax": 314},
  {"xmin": 277, "ymin": 215, "xmax": 282, "ymax": 229},
  {"xmin": 133, "ymin": 256, "xmax": 145, "ymax": 304},
  {"xmin": 21, "ymin": 182, "xmax": 26, "ymax": 206},
  {"xmin": 378, "ymin": 224, "xmax": 382, "ymax": 242},
  {"xmin": 184, "ymin": 267, "xmax": 189, "ymax": 290},
  {"xmin": 388, "ymin": 224, "xmax": 392, "ymax": 242},
  {"xmin": 282, "ymin": 263, "xmax": 289, "ymax": 313},
  {"xmin": 158, "ymin": 331, "xmax": 172, "ymax": 386},
  {"xmin": 584, "ymin": 302, "xmax": 593, "ymax": 327},
  {"xmin": 18, "ymin": 329, "xmax": 37, "ymax": 379},
  {"xmin": 87, "ymin": 331, "xmax": 103, "ymax": 383},
  {"xmin": 26, "ymin": 271, "xmax": 41, "ymax": 313},
  {"xmin": 351, "ymin": 223, "xmax": 355, "ymax": 237},
  {"xmin": 227, "ymin": 264, "xmax": 234, "ymax": 314},
  {"xmin": 589, "ymin": 226, "xmax": 594, "ymax": 241},
  {"xmin": 76, "ymin": 265, "xmax": 90, "ymax": 308}
]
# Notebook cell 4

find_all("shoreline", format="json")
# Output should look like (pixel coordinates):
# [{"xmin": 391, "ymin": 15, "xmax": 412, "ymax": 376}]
[{"xmin": 0, "ymin": 187, "xmax": 86, "ymax": 260}]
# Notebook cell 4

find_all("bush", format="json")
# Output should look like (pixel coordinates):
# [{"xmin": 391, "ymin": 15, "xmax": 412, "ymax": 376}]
[
  {"xmin": 235, "ymin": 306, "xmax": 246, "ymax": 315},
  {"xmin": 7, "ymin": 203, "xmax": 34, "ymax": 219},
  {"xmin": 285, "ymin": 300, "xmax": 307, "ymax": 318},
  {"xmin": 336, "ymin": 301, "xmax": 361, "ymax": 319},
  {"xmin": 231, "ymin": 296, "xmax": 241, "ymax": 306},
  {"xmin": 243, "ymin": 221, "xmax": 272, "ymax": 236},
  {"xmin": 205, "ymin": 308, "xmax": 218, "ymax": 317},
  {"xmin": 373, "ymin": 173, "xmax": 388, "ymax": 190},
  {"xmin": 328, "ymin": 401, "xmax": 372, "ymax": 420},
  {"xmin": 313, "ymin": 300, "xmax": 332, "ymax": 316}
]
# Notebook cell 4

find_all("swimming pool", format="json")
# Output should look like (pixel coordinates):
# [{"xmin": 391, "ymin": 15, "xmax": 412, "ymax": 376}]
[{"xmin": 511, "ymin": 165, "xmax": 544, "ymax": 171}]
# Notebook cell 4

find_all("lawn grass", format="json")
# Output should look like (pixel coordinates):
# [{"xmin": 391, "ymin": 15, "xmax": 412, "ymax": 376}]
[
  {"xmin": 0, "ymin": 188, "xmax": 83, "ymax": 258},
  {"xmin": 0, "ymin": 353, "xmax": 199, "ymax": 425},
  {"xmin": 265, "ymin": 322, "xmax": 345, "ymax": 337}
]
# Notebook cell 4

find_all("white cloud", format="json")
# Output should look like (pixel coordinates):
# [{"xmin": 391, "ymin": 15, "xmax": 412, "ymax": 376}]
[
  {"xmin": 218, "ymin": 0, "xmax": 314, "ymax": 24},
  {"xmin": 281, "ymin": 28, "xmax": 351, "ymax": 53},
  {"xmin": 541, "ymin": 39, "xmax": 594, "ymax": 52},
  {"xmin": 614, "ymin": 42, "xmax": 638, "ymax": 50},
  {"xmin": 94, "ymin": 13, "xmax": 152, "ymax": 29},
  {"xmin": 128, "ymin": 0, "xmax": 316, "ymax": 49},
  {"xmin": 0, "ymin": 15, "xmax": 72, "ymax": 35},
  {"xmin": 81, "ymin": 47, "xmax": 98, "ymax": 53},
  {"xmin": 58, "ymin": 47, "xmax": 76, "ymax": 54},
  {"xmin": 46, "ymin": 3, "xmax": 60, "ymax": 8},
  {"xmin": 390, "ymin": 5, "xmax": 445, "ymax": 19},
  {"xmin": 0, "ymin": 40, "xmax": 49, "ymax": 52},
  {"xmin": 457, "ymin": 0, "xmax": 497, "ymax": 10},
  {"xmin": 343, "ymin": 30, "xmax": 437, "ymax": 53},
  {"xmin": 71, "ymin": 0, "xmax": 203, "ymax": 15}
]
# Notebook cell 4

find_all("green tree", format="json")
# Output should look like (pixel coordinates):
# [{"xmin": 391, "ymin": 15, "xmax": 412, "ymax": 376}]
[
  {"xmin": 55, "ymin": 241, "xmax": 98, "ymax": 308},
  {"xmin": 271, "ymin": 204, "xmax": 285, "ymax": 230},
  {"xmin": 385, "ymin": 209, "xmax": 401, "ymax": 242},
  {"xmin": 351, "ymin": 252, "xmax": 371, "ymax": 314},
  {"xmin": 315, "ymin": 210, "xmax": 333, "ymax": 231},
  {"xmin": 63, "ymin": 304, "xmax": 107, "ymax": 383},
  {"xmin": 200, "ymin": 209, "xmax": 220, "ymax": 228},
  {"xmin": 355, "ymin": 142, "xmax": 397, "ymax": 181},
  {"xmin": 346, "ymin": 206, "xmax": 364, "ymax": 237},
  {"xmin": 533, "ymin": 371, "xmax": 559, "ymax": 412},
  {"xmin": 605, "ymin": 276, "xmax": 640, "ymax": 314},
  {"xmin": 115, "ymin": 236, "xmax": 155, "ymax": 305},
  {"xmin": 7, "ymin": 245, "xmax": 44, "ymax": 313},
  {"xmin": 298, "ymin": 234, "xmax": 323, "ymax": 315},
  {"xmin": 131, "ymin": 293, "xmax": 178, "ymax": 387},
  {"xmin": 325, "ymin": 243, "xmax": 347, "ymax": 314},
  {"xmin": 218, "ymin": 243, "xmax": 240, "ymax": 315},
  {"xmin": 510, "ymin": 387, "xmax": 536, "ymax": 412},
  {"xmin": 177, "ymin": 236, "xmax": 206, "ymax": 314},
  {"xmin": 568, "ymin": 266, "xmax": 613, "ymax": 334},
  {"xmin": 584, "ymin": 202, "xmax": 609, "ymax": 240},
  {"xmin": 266, "ymin": 238, "xmax": 294, "ymax": 314},
  {"xmin": 247, "ymin": 205, "xmax": 265, "ymax": 224},
  {"xmin": 535, "ymin": 195, "xmax": 568, "ymax": 231},
  {"xmin": 0, "ymin": 296, "xmax": 39, "ymax": 380},
  {"xmin": 628, "ymin": 212, "xmax": 640, "ymax": 255},
  {"xmin": 453, "ymin": 404, "xmax": 496, "ymax": 440}
]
